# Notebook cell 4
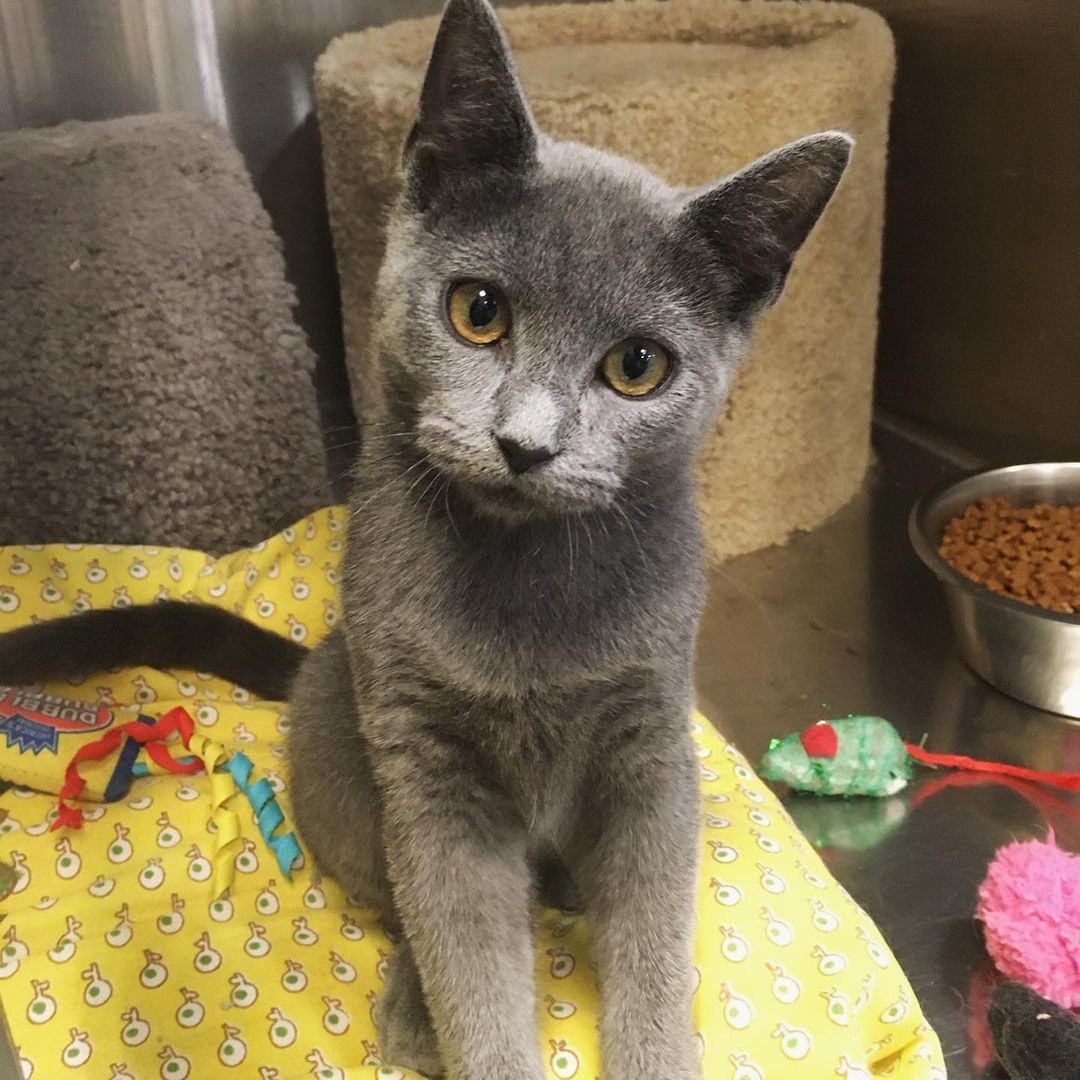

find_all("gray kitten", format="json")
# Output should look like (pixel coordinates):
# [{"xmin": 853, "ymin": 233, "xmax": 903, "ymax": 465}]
[
  {"xmin": 0, "ymin": 1, "xmax": 850, "ymax": 1076},
  {"xmin": 303, "ymin": 0, "xmax": 849, "ymax": 1070}
]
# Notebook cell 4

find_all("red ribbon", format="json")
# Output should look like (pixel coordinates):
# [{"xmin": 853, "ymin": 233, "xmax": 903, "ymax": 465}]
[
  {"xmin": 906, "ymin": 742, "xmax": 1080, "ymax": 793},
  {"xmin": 52, "ymin": 706, "xmax": 201, "ymax": 830}
]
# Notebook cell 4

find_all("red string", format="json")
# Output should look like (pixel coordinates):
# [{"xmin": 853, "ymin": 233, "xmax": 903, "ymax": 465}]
[
  {"xmin": 52, "ymin": 706, "xmax": 200, "ymax": 830},
  {"xmin": 906, "ymin": 742, "xmax": 1080, "ymax": 792}
]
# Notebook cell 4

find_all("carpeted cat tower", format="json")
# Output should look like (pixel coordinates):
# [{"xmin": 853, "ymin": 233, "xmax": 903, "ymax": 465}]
[{"xmin": 316, "ymin": 0, "xmax": 894, "ymax": 564}]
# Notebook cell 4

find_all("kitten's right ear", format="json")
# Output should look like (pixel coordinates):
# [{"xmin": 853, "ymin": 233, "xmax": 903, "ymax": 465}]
[
  {"xmin": 405, "ymin": 0, "xmax": 537, "ymax": 205},
  {"xmin": 682, "ymin": 132, "xmax": 853, "ymax": 317}
]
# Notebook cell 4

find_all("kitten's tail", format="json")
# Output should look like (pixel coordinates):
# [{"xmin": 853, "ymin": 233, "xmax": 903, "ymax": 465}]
[{"xmin": 0, "ymin": 602, "xmax": 307, "ymax": 701}]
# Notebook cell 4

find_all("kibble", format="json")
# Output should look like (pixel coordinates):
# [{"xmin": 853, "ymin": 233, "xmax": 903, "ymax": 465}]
[{"xmin": 938, "ymin": 497, "xmax": 1080, "ymax": 614}]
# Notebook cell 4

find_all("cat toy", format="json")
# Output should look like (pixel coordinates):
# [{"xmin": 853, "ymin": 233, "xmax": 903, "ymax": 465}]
[
  {"xmin": 988, "ymin": 981, "xmax": 1080, "ymax": 1080},
  {"xmin": 970, "ymin": 834, "xmax": 1080, "ymax": 1080},
  {"xmin": 978, "ymin": 831, "xmax": 1080, "ymax": 1011},
  {"xmin": 50, "ymin": 705, "xmax": 300, "ymax": 898},
  {"xmin": 760, "ymin": 715, "xmax": 1080, "ymax": 798}
]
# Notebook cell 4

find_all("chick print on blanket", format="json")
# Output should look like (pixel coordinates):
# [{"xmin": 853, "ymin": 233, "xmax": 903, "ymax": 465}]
[{"xmin": 0, "ymin": 509, "xmax": 945, "ymax": 1079}]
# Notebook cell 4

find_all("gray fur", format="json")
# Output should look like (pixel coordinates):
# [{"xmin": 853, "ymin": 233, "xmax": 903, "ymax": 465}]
[{"xmin": 288, "ymin": 1, "xmax": 851, "ymax": 1077}]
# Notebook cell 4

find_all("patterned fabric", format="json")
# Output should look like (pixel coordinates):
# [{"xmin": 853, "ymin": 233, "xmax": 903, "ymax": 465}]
[{"xmin": 0, "ymin": 511, "xmax": 945, "ymax": 1078}]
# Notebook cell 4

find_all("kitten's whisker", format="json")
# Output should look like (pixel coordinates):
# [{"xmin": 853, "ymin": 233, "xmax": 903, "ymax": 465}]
[
  {"xmin": 402, "ymin": 463, "xmax": 439, "ymax": 505},
  {"xmin": 612, "ymin": 502, "xmax": 649, "ymax": 568},
  {"xmin": 563, "ymin": 517, "xmax": 575, "ymax": 588},
  {"xmin": 350, "ymin": 455, "xmax": 432, "ymax": 519},
  {"xmin": 443, "ymin": 482, "xmax": 462, "ymax": 542},
  {"xmin": 320, "ymin": 422, "xmax": 362, "ymax": 438},
  {"xmin": 323, "ymin": 438, "xmax": 363, "ymax": 454},
  {"xmin": 358, "ymin": 429, "xmax": 416, "ymax": 443},
  {"xmin": 596, "ymin": 513, "xmax": 613, "ymax": 549},
  {"xmin": 420, "ymin": 471, "xmax": 444, "ymax": 532},
  {"xmin": 583, "ymin": 513, "xmax": 597, "ymax": 571}
]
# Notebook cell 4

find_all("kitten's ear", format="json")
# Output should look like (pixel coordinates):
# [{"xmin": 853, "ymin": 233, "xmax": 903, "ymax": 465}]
[
  {"xmin": 683, "ymin": 132, "xmax": 853, "ymax": 315},
  {"xmin": 405, "ymin": 0, "xmax": 537, "ymax": 203}
]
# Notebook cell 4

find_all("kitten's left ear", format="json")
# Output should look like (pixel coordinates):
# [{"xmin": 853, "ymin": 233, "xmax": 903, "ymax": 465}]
[
  {"xmin": 683, "ymin": 132, "xmax": 853, "ymax": 315},
  {"xmin": 405, "ymin": 0, "xmax": 537, "ymax": 204}
]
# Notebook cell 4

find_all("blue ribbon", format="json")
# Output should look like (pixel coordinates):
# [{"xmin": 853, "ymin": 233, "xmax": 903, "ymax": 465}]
[
  {"xmin": 131, "ymin": 753, "xmax": 198, "ymax": 778},
  {"xmin": 223, "ymin": 751, "xmax": 302, "ymax": 878},
  {"xmin": 103, "ymin": 714, "xmax": 156, "ymax": 801}
]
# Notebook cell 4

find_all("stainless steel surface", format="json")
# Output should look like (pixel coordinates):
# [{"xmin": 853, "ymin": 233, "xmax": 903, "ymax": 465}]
[
  {"xmin": 910, "ymin": 463, "xmax": 1080, "ymax": 719},
  {"xmin": 696, "ymin": 423, "xmax": 1080, "ymax": 1079},
  {"xmin": 0, "ymin": 0, "xmax": 429, "ymax": 148}
]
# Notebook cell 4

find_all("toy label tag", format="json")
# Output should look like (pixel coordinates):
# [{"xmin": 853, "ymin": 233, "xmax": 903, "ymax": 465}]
[{"xmin": 0, "ymin": 686, "xmax": 115, "ymax": 755}]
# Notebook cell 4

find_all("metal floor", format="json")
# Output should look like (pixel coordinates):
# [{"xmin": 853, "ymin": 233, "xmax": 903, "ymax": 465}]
[{"xmin": 695, "ymin": 421, "xmax": 1080, "ymax": 1078}]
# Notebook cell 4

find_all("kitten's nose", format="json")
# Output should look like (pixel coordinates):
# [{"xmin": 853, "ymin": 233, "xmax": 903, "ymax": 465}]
[{"xmin": 496, "ymin": 436, "xmax": 556, "ymax": 475}]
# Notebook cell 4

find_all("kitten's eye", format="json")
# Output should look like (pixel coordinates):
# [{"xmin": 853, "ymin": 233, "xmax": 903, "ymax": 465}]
[
  {"xmin": 600, "ymin": 338, "xmax": 672, "ymax": 397},
  {"xmin": 447, "ymin": 281, "xmax": 511, "ymax": 345}
]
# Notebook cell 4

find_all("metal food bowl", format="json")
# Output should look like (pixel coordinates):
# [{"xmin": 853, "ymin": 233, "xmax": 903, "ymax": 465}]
[{"xmin": 909, "ymin": 462, "xmax": 1080, "ymax": 719}]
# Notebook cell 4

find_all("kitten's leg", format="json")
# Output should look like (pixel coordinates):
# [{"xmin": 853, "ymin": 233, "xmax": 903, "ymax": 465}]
[
  {"xmin": 287, "ymin": 631, "xmax": 394, "ymax": 918},
  {"xmin": 374, "ymin": 941, "xmax": 442, "ymax": 1077},
  {"xmin": 373, "ymin": 732, "xmax": 544, "ymax": 1080},
  {"xmin": 287, "ymin": 630, "xmax": 393, "ymax": 920},
  {"xmin": 290, "ymin": 637, "xmax": 444, "ymax": 1071},
  {"xmin": 572, "ymin": 723, "xmax": 701, "ymax": 1080}
]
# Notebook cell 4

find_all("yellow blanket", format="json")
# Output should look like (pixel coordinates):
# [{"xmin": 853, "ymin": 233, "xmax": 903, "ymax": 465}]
[{"xmin": 0, "ymin": 510, "xmax": 944, "ymax": 1078}]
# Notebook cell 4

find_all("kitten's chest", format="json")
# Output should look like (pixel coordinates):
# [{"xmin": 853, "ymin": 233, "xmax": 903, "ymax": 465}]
[
  {"xmin": 355, "ymin": 552, "xmax": 607, "ymax": 695},
  {"xmin": 451, "ymin": 689, "xmax": 602, "ymax": 819},
  {"xmin": 344, "ymin": 479, "xmax": 701, "ymax": 698}
]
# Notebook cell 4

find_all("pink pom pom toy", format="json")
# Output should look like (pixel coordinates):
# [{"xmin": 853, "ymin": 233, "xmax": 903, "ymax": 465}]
[{"xmin": 977, "ymin": 832, "xmax": 1080, "ymax": 1009}]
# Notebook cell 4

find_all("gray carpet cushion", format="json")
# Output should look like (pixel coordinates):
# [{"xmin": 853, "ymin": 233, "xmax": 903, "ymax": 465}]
[{"xmin": 0, "ymin": 113, "xmax": 328, "ymax": 552}]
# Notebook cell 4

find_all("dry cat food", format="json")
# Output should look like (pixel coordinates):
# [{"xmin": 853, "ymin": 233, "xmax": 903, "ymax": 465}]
[{"xmin": 938, "ymin": 497, "xmax": 1080, "ymax": 614}]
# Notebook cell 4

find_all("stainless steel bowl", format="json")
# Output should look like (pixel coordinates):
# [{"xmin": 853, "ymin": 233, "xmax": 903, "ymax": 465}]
[{"xmin": 909, "ymin": 462, "xmax": 1080, "ymax": 718}]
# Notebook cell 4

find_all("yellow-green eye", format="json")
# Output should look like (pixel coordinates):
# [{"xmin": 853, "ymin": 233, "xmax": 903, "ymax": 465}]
[
  {"xmin": 601, "ymin": 338, "xmax": 672, "ymax": 397},
  {"xmin": 448, "ymin": 281, "xmax": 511, "ymax": 345}
]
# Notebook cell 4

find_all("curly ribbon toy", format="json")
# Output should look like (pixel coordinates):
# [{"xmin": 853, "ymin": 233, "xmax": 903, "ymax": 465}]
[
  {"xmin": 181, "ymin": 728, "xmax": 301, "ymax": 900},
  {"xmin": 54, "ymin": 706, "xmax": 301, "ymax": 899},
  {"xmin": 52, "ymin": 707, "xmax": 201, "ymax": 830},
  {"xmin": 184, "ymin": 730, "xmax": 244, "ymax": 900},
  {"xmin": 224, "ymin": 752, "xmax": 302, "ymax": 884}
]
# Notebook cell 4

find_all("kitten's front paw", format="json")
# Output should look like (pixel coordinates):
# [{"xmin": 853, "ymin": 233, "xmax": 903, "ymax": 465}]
[
  {"xmin": 377, "ymin": 1018, "xmax": 443, "ymax": 1080},
  {"xmin": 375, "ymin": 946, "xmax": 444, "ymax": 1078}
]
